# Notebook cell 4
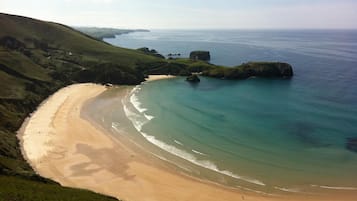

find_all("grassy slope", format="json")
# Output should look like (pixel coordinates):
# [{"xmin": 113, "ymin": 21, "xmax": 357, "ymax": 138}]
[
  {"xmin": 0, "ymin": 175, "xmax": 117, "ymax": 201},
  {"xmin": 0, "ymin": 15, "xmax": 156, "ymax": 65},
  {"xmin": 0, "ymin": 13, "xmax": 166, "ymax": 201}
]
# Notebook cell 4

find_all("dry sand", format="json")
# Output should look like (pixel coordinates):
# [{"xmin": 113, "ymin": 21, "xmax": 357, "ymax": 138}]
[
  {"xmin": 18, "ymin": 82, "xmax": 354, "ymax": 201},
  {"xmin": 145, "ymin": 75, "xmax": 176, "ymax": 82}
]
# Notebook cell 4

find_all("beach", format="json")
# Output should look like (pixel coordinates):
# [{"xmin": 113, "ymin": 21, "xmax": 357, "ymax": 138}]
[
  {"xmin": 18, "ymin": 82, "xmax": 355, "ymax": 201},
  {"xmin": 145, "ymin": 75, "xmax": 176, "ymax": 82}
]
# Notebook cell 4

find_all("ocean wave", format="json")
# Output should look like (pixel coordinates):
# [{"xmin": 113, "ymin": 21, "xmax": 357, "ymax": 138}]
[
  {"xmin": 139, "ymin": 130, "xmax": 264, "ymax": 186},
  {"xmin": 192, "ymin": 149, "xmax": 207, "ymax": 156},
  {"xmin": 311, "ymin": 184, "xmax": 357, "ymax": 190},
  {"xmin": 123, "ymin": 85, "xmax": 265, "ymax": 186},
  {"xmin": 237, "ymin": 185, "xmax": 277, "ymax": 196},
  {"xmin": 130, "ymin": 85, "xmax": 141, "ymax": 94},
  {"xmin": 123, "ymin": 104, "xmax": 147, "ymax": 131},
  {"xmin": 129, "ymin": 86, "xmax": 147, "ymax": 113},
  {"xmin": 151, "ymin": 152, "xmax": 192, "ymax": 173},
  {"xmin": 174, "ymin": 140, "xmax": 183, "ymax": 146},
  {"xmin": 111, "ymin": 122, "xmax": 121, "ymax": 133},
  {"xmin": 274, "ymin": 186, "xmax": 301, "ymax": 193},
  {"xmin": 144, "ymin": 113, "xmax": 155, "ymax": 120}
]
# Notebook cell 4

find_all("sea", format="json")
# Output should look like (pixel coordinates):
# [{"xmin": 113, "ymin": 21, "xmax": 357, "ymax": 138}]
[{"xmin": 96, "ymin": 30, "xmax": 357, "ymax": 196}]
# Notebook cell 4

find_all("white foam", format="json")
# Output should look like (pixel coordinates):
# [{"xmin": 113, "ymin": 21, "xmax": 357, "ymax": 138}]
[
  {"xmin": 139, "ymin": 130, "xmax": 264, "ymax": 186},
  {"xmin": 274, "ymin": 186, "xmax": 301, "ymax": 193},
  {"xmin": 237, "ymin": 185, "xmax": 277, "ymax": 196},
  {"xmin": 130, "ymin": 93, "xmax": 147, "ymax": 113},
  {"xmin": 311, "ymin": 185, "xmax": 357, "ymax": 190},
  {"xmin": 151, "ymin": 152, "xmax": 192, "ymax": 173},
  {"xmin": 174, "ymin": 140, "xmax": 183, "ymax": 146},
  {"xmin": 111, "ymin": 122, "xmax": 121, "ymax": 133},
  {"xmin": 130, "ymin": 85, "xmax": 140, "ymax": 94},
  {"xmin": 129, "ymin": 86, "xmax": 147, "ymax": 113},
  {"xmin": 192, "ymin": 149, "xmax": 207, "ymax": 156},
  {"xmin": 144, "ymin": 113, "xmax": 155, "ymax": 120},
  {"xmin": 123, "ymin": 104, "xmax": 147, "ymax": 131}
]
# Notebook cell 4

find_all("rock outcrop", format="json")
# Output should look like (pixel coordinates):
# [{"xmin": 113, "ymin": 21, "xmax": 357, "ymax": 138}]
[
  {"xmin": 346, "ymin": 137, "xmax": 357, "ymax": 153},
  {"xmin": 202, "ymin": 62, "xmax": 294, "ymax": 79},
  {"xmin": 186, "ymin": 74, "xmax": 200, "ymax": 83},
  {"xmin": 190, "ymin": 51, "xmax": 210, "ymax": 61},
  {"xmin": 137, "ymin": 47, "xmax": 165, "ymax": 59}
]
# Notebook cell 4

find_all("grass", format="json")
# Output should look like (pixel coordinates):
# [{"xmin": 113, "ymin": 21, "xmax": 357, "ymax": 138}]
[
  {"xmin": 0, "ymin": 175, "xmax": 118, "ymax": 201},
  {"xmin": 0, "ymin": 13, "xmax": 162, "ymax": 201}
]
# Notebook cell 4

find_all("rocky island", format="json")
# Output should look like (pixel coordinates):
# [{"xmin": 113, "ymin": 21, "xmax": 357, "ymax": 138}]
[
  {"xmin": 186, "ymin": 74, "xmax": 201, "ymax": 82},
  {"xmin": 190, "ymin": 51, "xmax": 211, "ymax": 61},
  {"xmin": 202, "ymin": 62, "xmax": 293, "ymax": 79},
  {"xmin": 346, "ymin": 137, "xmax": 357, "ymax": 153}
]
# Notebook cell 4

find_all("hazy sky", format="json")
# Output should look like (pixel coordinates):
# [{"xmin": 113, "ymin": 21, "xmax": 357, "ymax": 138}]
[{"xmin": 1, "ymin": 0, "xmax": 357, "ymax": 29}]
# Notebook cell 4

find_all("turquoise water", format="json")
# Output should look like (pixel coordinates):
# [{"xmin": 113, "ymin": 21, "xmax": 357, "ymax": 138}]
[{"xmin": 104, "ymin": 30, "xmax": 357, "ymax": 195}]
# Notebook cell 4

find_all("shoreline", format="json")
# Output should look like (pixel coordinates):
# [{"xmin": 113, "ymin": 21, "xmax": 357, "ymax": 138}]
[
  {"xmin": 17, "ymin": 83, "xmax": 108, "ymax": 176},
  {"xmin": 17, "ymin": 81, "xmax": 355, "ymax": 201}
]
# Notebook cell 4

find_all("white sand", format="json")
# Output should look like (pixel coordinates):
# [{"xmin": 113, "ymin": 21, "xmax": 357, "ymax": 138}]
[{"xmin": 145, "ymin": 75, "xmax": 176, "ymax": 82}]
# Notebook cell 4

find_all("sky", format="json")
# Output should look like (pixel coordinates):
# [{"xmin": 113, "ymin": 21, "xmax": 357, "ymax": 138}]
[{"xmin": 1, "ymin": 0, "xmax": 357, "ymax": 29}]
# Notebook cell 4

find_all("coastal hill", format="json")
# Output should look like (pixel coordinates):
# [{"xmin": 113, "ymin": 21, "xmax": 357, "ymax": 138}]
[
  {"xmin": 0, "ymin": 12, "xmax": 160, "ymax": 200},
  {"xmin": 0, "ymin": 12, "xmax": 293, "ymax": 200}
]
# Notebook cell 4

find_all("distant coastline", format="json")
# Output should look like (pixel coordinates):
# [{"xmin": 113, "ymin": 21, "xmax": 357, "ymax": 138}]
[{"xmin": 75, "ymin": 27, "xmax": 150, "ymax": 40}]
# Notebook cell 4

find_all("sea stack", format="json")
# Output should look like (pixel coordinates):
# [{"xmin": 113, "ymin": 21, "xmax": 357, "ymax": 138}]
[
  {"xmin": 346, "ymin": 137, "xmax": 357, "ymax": 153},
  {"xmin": 190, "ymin": 51, "xmax": 210, "ymax": 61},
  {"xmin": 186, "ymin": 74, "xmax": 200, "ymax": 83}
]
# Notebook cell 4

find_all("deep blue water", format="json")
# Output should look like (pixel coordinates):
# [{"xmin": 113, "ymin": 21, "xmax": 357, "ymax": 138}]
[{"xmin": 105, "ymin": 30, "xmax": 357, "ymax": 195}]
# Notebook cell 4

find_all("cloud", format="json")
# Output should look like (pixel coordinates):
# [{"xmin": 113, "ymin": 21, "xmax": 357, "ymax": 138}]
[{"xmin": 1, "ymin": 0, "xmax": 356, "ymax": 29}]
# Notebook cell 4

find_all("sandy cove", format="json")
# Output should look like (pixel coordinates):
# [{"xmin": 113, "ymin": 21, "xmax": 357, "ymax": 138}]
[
  {"xmin": 18, "ymin": 82, "xmax": 354, "ymax": 201},
  {"xmin": 146, "ymin": 75, "xmax": 176, "ymax": 82}
]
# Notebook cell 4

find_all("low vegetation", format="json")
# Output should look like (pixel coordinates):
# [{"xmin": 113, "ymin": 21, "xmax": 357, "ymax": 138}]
[
  {"xmin": 202, "ymin": 62, "xmax": 293, "ymax": 79},
  {"xmin": 0, "ymin": 12, "xmax": 159, "ymax": 200},
  {"xmin": 0, "ymin": 175, "xmax": 118, "ymax": 201}
]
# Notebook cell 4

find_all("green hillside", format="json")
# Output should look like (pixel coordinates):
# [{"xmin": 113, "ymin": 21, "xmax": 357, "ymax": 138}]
[
  {"xmin": 0, "ymin": 13, "xmax": 166, "ymax": 201},
  {"xmin": 0, "ymin": 175, "xmax": 118, "ymax": 201}
]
